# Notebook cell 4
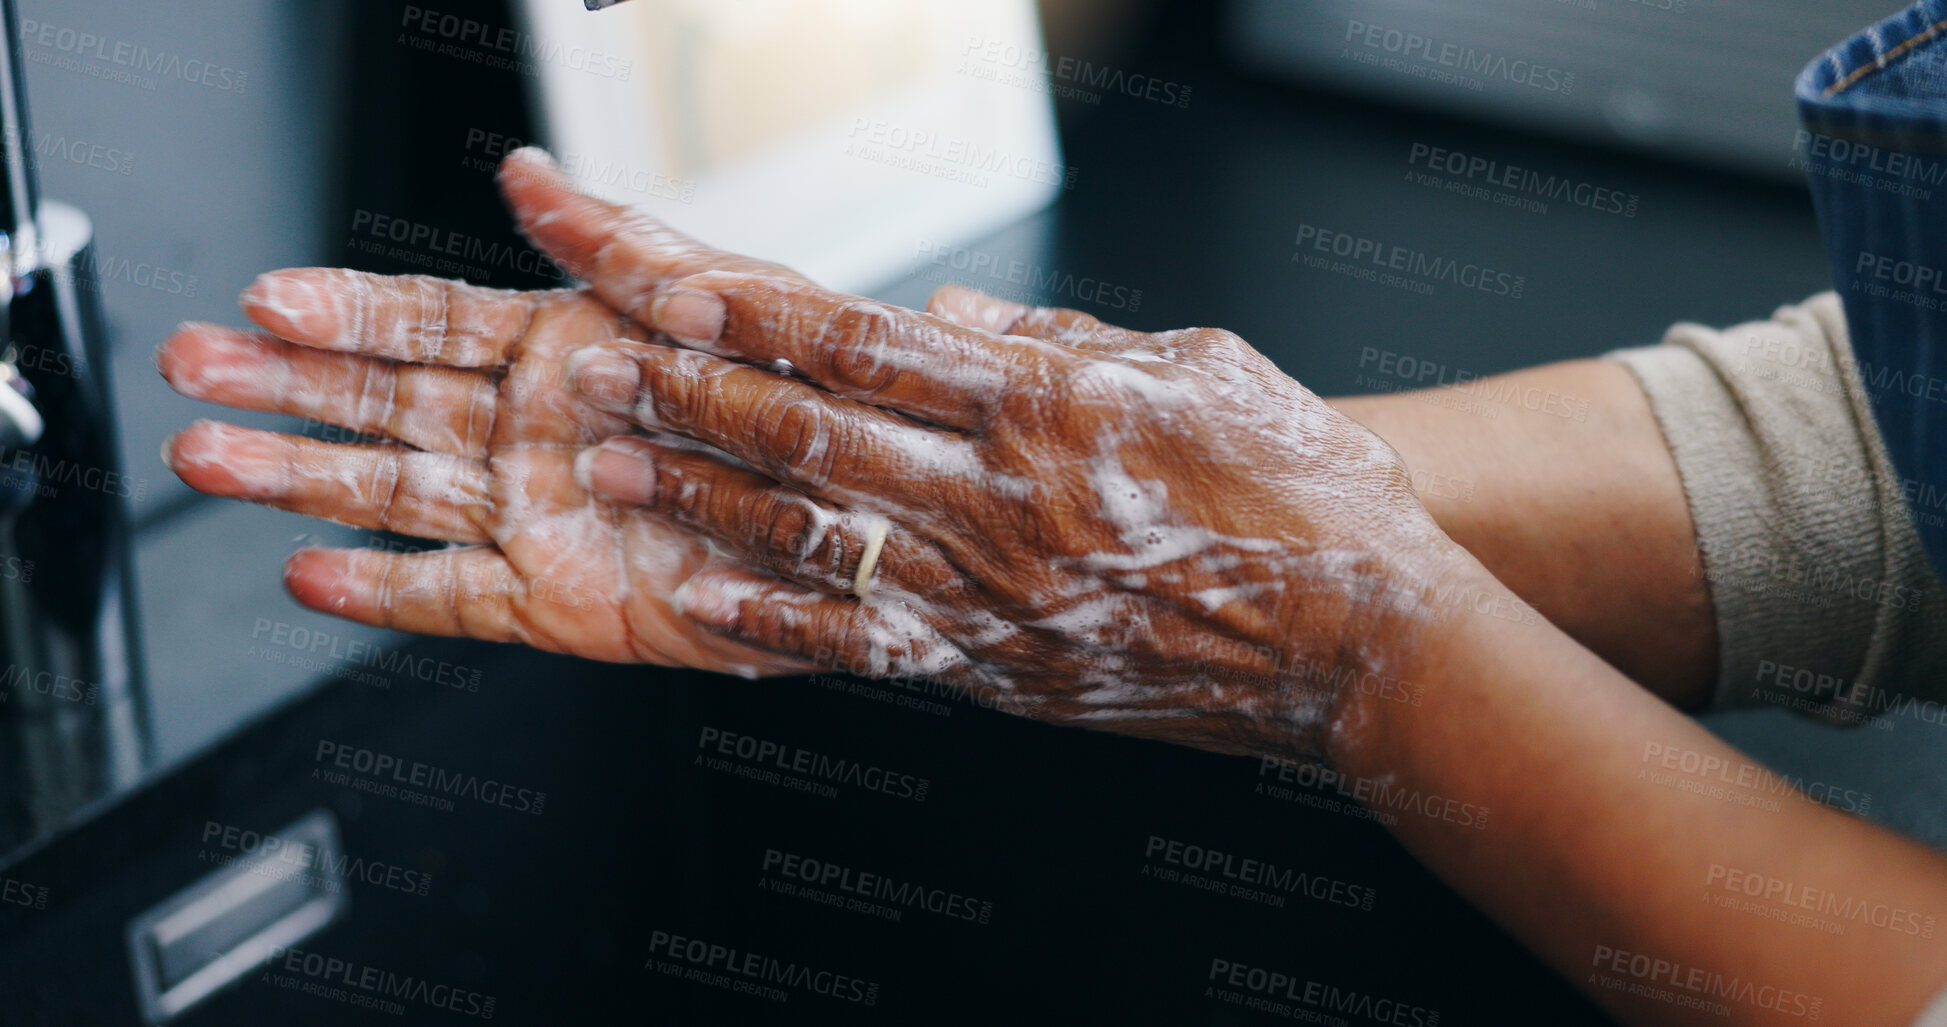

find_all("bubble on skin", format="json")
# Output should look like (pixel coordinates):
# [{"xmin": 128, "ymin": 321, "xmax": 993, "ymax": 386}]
[
  {"xmin": 1198, "ymin": 552, "xmax": 1244, "ymax": 573},
  {"xmin": 1026, "ymin": 592, "xmax": 1141, "ymax": 645},
  {"xmin": 1075, "ymin": 451, "xmax": 1283, "ymax": 574},
  {"xmin": 645, "ymin": 430, "xmax": 751, "ymax": 469},
  {"xmin": 1189, "ymin": 583, "xmax": 1277, "ymax": 613},
  {"xmin": 1071, "ymin": 360, "xmax": 1183, "ymax": 406},
  {"xmin": 951, "ymin": 607, "xmax": 1018, "ymax": 649},
  {"xmin": 393, "ymin": 451, "xmax": 491, "ymax": 511},
  {"xmin": 283, "ymin": 456, "xmax": 378, "ymax": 504}
]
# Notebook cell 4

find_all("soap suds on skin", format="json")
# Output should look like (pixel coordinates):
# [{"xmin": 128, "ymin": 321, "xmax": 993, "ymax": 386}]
[
  {"xmin": 690, "ymin": 327, "xmax": 1442, "ymax": 756},
  {"xmin": 634, "ymin": 330, "xmax": 1416, "ymax": 753},
  {"xmin": 206, "ymin": 150, "xmax": 1450, "ymax": 767}
]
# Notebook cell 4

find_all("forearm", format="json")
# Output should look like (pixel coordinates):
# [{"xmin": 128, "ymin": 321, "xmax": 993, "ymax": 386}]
[
  {"xmin": 1331, "ymin": 359, "xmax": 1716, "ymax": 708},
  {"xmin": 1326, "ymin": 565, "xmax": 1947, "ymax": 1027}
]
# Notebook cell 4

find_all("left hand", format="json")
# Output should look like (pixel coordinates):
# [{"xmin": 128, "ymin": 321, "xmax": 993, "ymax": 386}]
[{"xmin": 523, "ymin": 153, "xmax": 1483, "ymax": 758}]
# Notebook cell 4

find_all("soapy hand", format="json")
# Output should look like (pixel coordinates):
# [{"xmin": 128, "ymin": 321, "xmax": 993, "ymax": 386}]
[
  {"xmin": 156, "ymin": 182, "xmax": 815, "ymax": 672},
  {"xmin": 496, "ymin": 149, "xmax": 1483, "ymax": 758}
]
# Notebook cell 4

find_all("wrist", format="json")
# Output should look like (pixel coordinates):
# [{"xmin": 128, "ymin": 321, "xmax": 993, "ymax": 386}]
[
  {"xmin": 1327, "ymin": 397, "xmax": 1472, "ymax": 539},
  {"xmin": 1305, "ymin": 546, "xmax": 1542, "ymax": 773}
]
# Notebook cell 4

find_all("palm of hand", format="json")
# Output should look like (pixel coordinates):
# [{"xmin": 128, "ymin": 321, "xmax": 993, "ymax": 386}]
[{"xmin": 161, "ymin": 275, "xmax": 803, "ymax": 674}]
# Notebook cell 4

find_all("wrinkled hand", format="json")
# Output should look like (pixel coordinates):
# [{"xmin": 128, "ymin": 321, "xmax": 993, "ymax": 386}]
[
  {"xmin": 157, "ymin": 154, "xmax": 816, "ymax": 672},
  {"xmin": 521, "ymin": 150, "xmax": 1480, "ymax": 757}
]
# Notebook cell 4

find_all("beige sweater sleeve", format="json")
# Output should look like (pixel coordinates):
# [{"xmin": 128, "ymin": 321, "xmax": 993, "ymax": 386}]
[{"xmin": 1606, "ymin": 293, "xmax": 1947, "ymax": 725}]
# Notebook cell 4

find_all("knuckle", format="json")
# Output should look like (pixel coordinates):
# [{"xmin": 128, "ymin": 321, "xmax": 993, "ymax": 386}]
[
  {"xmin": 678, "ymin": 269, "xmax": 755, "ymax": 292},
  {"xmin": 754, "ymin": 495, "xmax": 826, "ymax": 570},
  {"xmin": 396, "ymin": 276, "xmax": 453, "ymax": 361},
  {"xmin": 664, "ymin": 465, "xmax": 711, "ymax": 521},
  {"xmin": 355, "ymin": 360, "xmax": 399, "ymax": 433},
  {"xmin": 649, "ymin": 366, "xmax": 711, "ymax": 431},
  {"xmin": 820, "ymin": 302, "xmax": 901, "ymax": 394},
  {"xmin": 766, "ymin": 396, "xmax": 842, "ymax": 485},
  {"xmin": 370, "ymin": 455, "xmax": 406, "ymax": 524},
  {"xmin": 1192, "ymin": 327, "xmax": 1250, "ymax": 358},
  {"xmin": 751, "ymin": 599, "xmax": 818, "ymax": 652}
]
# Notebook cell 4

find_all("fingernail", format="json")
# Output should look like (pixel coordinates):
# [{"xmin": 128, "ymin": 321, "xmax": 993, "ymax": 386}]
[
  {"xmin": 575, "ymin": 442, "xmax": 657, "ymax": 503},
  {"xmin": 159, "ymin": 432, "xmax": 177, "ymax": 468},
  {"xmin": 153, "ymin": 322, "xmax": 195, "ymax": 373},
  {"xmin": 241, "ymin": 270, "xmax": 336, "ymax": 345},
  {"xmin": 498, "ymin": 148, "xmax": 564, "ymax": 195},
  {"xmin": 572, "ymin": 446, "xmax": 599, "ymax": 492},
  {"xmin": 504, "ymin": 146, "xmax": 559, "ymax": 171},
  {"xmin": 284, "ymin": 547, "xmax": 357, "ymax": 615},
  {"xmin": 937, "ymin": 287, "xmax": 1027, "ymax": 333},
  {"xmin": 650, "ymin": 288, "xmax": 726, "ymax": 345},
  {"xmin": 565, "ymin": 346, "xmax": 641, "ymax": 409},
  {"xmin": 673, "ymin": 580, "xmax": 739, "ymax": 628}
]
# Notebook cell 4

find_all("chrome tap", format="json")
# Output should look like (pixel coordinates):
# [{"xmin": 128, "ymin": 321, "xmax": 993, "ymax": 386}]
[{"xmin": 0, "ymin": 0, "xmax": 148, "ymax": 860}]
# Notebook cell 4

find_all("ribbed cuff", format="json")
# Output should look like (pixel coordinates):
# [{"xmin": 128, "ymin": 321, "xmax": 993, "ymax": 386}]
[{"xmin": 1605, "ymin": 293, "xmax": 1947, "ymax": 724}]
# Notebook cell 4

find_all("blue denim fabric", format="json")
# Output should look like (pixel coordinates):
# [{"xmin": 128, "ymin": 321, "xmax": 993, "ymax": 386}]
[{"xmin": 1797, "ymin": 0, "xmax": 1947, "ymax": 577}]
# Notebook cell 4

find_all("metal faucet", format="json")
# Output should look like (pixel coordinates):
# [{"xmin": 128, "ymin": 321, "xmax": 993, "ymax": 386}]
[{"xmin": 0, "ymin": 0, "xmax": 148, "ymax": 861}]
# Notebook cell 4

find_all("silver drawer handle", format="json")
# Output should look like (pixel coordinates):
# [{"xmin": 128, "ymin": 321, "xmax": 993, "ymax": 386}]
[{"xmin": 126, "ymin": 809, "xmax": 350, "ymax": 1024}]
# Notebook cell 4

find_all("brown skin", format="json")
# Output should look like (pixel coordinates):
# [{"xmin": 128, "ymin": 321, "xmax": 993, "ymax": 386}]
[
  {"xmin": 161, "ymin": 149, "xmax": 1947, "ymax": 1026},
  {"xmin": 1334, "ymin": 362, "xmax": 1718, "ymax": 710}
]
